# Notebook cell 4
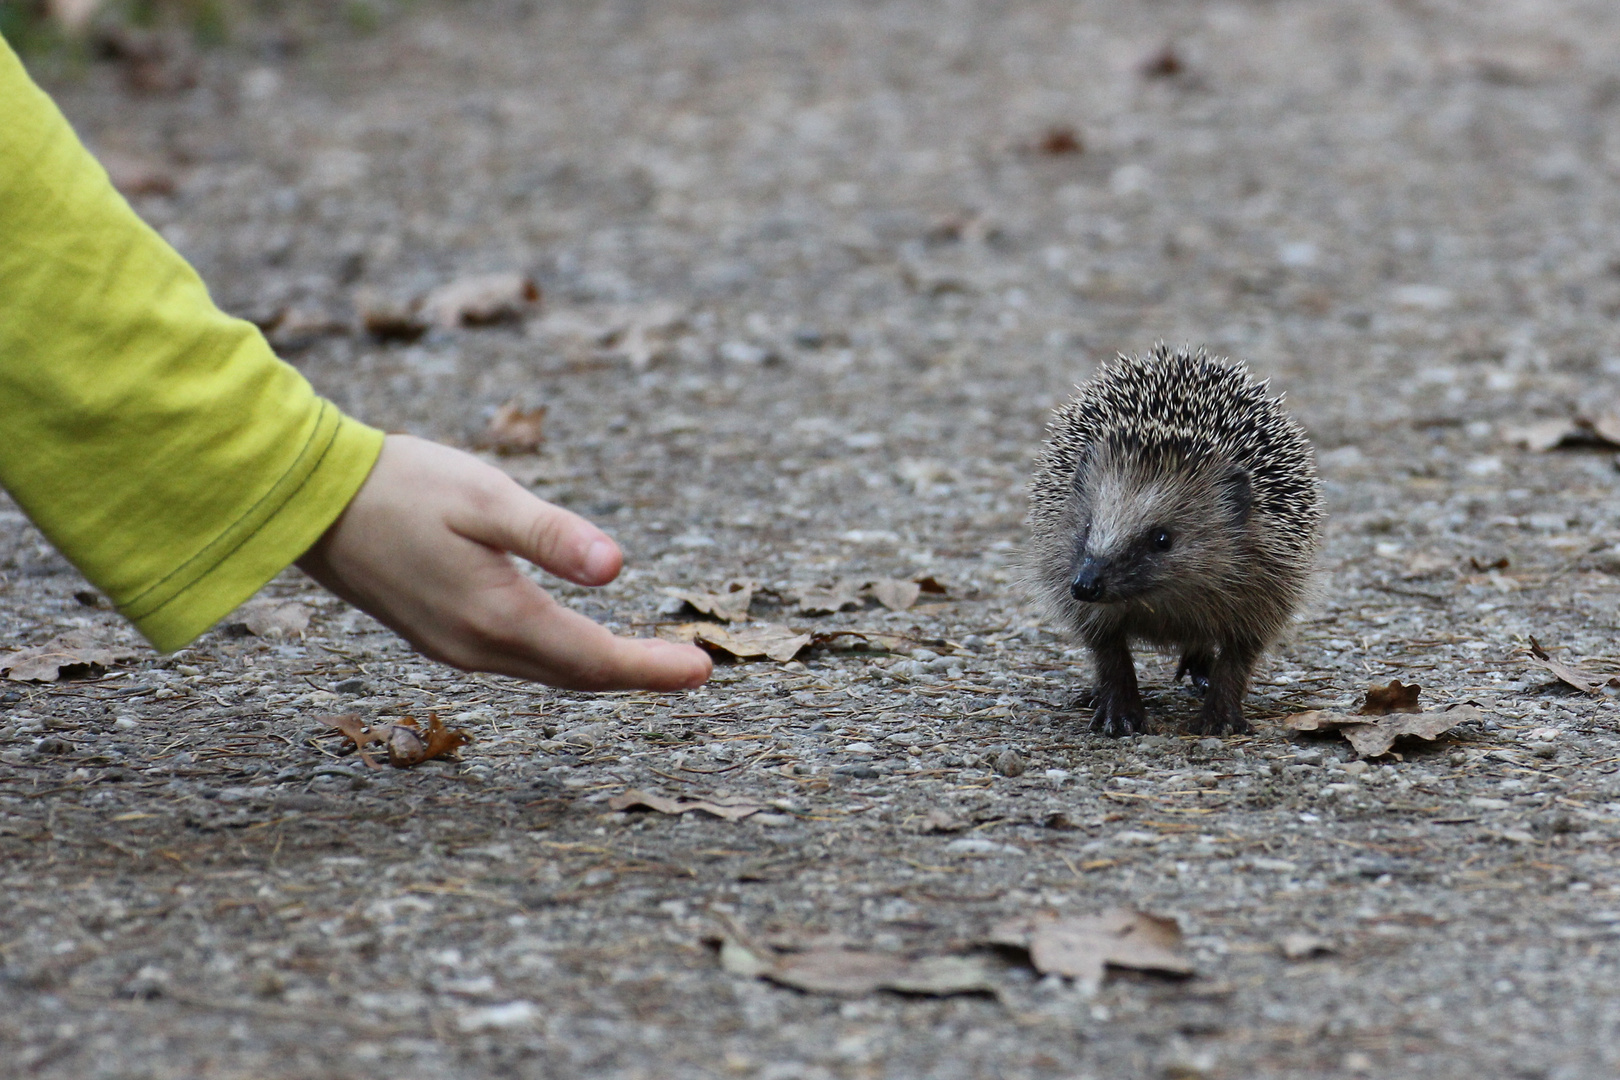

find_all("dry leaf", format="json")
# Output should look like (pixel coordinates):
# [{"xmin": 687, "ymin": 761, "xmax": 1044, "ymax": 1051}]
[
  {"xmin": 989, "ymin": 909, "xmax": 1193, "ymax": 994},
  {"xmin": 1360, "ymin": 679, "xmax": 1422, "ymax": 715},
  {"xmin": 227, "ymin": 600, "xmax": 310, "ymax": 640},
  {"xmin": 1279, "ymin": 934, "xmax": 1334, "ymax": 960},
  {"xmin": 1524, "ymin": 637, "xmax": 1617, "ymax": 695},
  {"xmin": 718, "ymin": 936, "xmax": 995, "ymax": 998},
  {"xmin": 806, "ymin": 629, "xmax": 913, "ymax": 654},
  {"xmin": 916, "ymin": 808, "xmax": 967, "ymax": 834},
  {"xmin": 323, "ymin": 712, "xmax": 471, "ymax": 769},
  {"xmin": 664, "ymin": 580, "xmax": 757, "ymax": 622},
  {"xmin": 264, "ymin": 306, "xmax": 348, "ymax": 351},
  {"xmin": 657, "ymin": 622, "xmax": 811, "ymax": 663},
  {"xmin": 1037, "ymin": 126, "xmax": 1083, "ymax": 155},
  {"xmin": 97, "ymin": 148, "xmax": 176, "ymax": 197},
  {"xmin": 354, "ymin": 288, "xmax": 428, "ymax": 342},
  {"xmin": 1283, "ymin": 705, "xmax": 1479, "ymax": 758},
  {"xmin": 420, "ymin": 273, "xmax": 539, "ymax": 329},
  {"xmin": 608, "ymin": 788, "xmax": 762, "ymax": 822},
  {"xmin": 863, "ymin": 578, "xmax": 922, "ymax": 612},
  {"xmin": 1504, "ymin": 411, "xmax": 1620, "ymax": 452},
  {"xmin": 481, "ymin": 401, "xmax": 548, "ymax": 454},
  {"xmin": 0, "ymin": 634, "xmax": 141, "ymax": 682},
  {"xmin": 792, "ymin": 584, "xmax": 864, "ymax": 616}
]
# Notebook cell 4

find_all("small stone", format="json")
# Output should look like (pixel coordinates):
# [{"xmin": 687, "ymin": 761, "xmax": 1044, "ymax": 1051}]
[
  {"xmin": 994, "ymin": 748, "xmax": 1026, "ymax": 777},
  {"xmin": 334, "ymin": 678, "xmax": 368, "ymax": 695},
  {"xmin": 1340, "ymin": 759, "xmax": 1370, "ymax": 777},
  {"xmin": 834, "ymin": 764, "xmax": 881, "ymax": 779}
]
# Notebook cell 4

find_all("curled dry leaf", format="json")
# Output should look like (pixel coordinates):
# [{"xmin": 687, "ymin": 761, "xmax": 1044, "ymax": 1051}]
[
  {"xmin": 354, "ymin": 288, "xmax": 429, "ymax": 342},
  {"xmin": 806, "ymin": 629, "xmax": 914, "ymax": 654},
  {"xmin": 0, "ymin": 634, "xmax": 142, "ymax": 682},
  {"xmin": 657, "ymin": 622, "xmax": 811, "ymax": 663},
  {"xmin": 664, "ymin": 579, "xmax": 757, "ymax": 622},
  {"xmin": 1284, "ymin": 705, "xmax": 1479, "ymax": 758},
  {"xmin": 227, "ymin": 599, "xmax": 311, "ymax": 640},
  {"xmin": 608, "ymin": 788, "xmax": 762, "ymax": 822},
  {"xmin": 1360, "ymin": 679, "xmax": 1422, "ymax": 715},
  {"xmin": 323, "ymin": 712, "xmax": 471, "ymax": 769},
  {"xmin": 1525, "ymin": 637, "xmax": 1618, "ymax": 695},
  {"xmin": 988, "ymin": 909, "xmax": 1194, "ymax": 995},
  {"xmin": 792, "ymin": 583, "xmax": 864, "ymax": 616},
  {"xmin": 717, "ymin": 935, "xmax": 995, "ymax": 998},
  {"xmin": 864, "ymin": 578, "xmax": 922, "ymax": 612},
  {"xmin": 420, "ymin": 273, "xmax": 540, "ymax": 329},
  {"xmin": 1504, "ymin": 408, "xmax": 1620, "ymax": 452},
  {"xmin": 1037, "ymin": 126, "xmax": 1084, "ymax": 155},
  {"xmin": 481, "ymin": 401, "xmax": 548, "ymax": 455}
]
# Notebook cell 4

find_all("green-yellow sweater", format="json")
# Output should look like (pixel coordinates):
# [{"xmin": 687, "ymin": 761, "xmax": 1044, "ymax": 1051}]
[{"xmin": 0, "ymin": 38, "xmax": 384, "ymax": 650}]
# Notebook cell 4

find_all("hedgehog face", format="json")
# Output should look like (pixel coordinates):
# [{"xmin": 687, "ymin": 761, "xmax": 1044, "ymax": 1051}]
[{"xmin": 1066, "ymin": 440, "xmax": 1253, "ymax": 608}]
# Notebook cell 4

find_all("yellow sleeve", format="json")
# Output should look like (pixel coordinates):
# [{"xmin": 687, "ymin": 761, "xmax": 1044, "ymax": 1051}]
[{"xmin": 0, "ymin": 38, "xmax": 385, "ymax": 651}]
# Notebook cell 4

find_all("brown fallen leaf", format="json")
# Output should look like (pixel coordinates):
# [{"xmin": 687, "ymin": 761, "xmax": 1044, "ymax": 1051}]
[
  {"xmin": 1142, "ymin": 43, "xmax": 1186, "ymax": 78},
  {"xmin": 806, "ymin": 629, "xmax": 913, "ymax": 655},
  {"xmin": 1037, "ymin": 126, "xmax": 1083, "ymax": 156},
  {"xmin": 664, "ymin": 580, "xmax": 757, "ymax": 622},
  {"xmin": 226, "ymin": 599, "xmax": 311, "ymax": 640},
  {"xmin": 262, "ymin": 306, "xmax": 349, "ymax": 351},
  {"xmin": 323, "ymin": 712, "xmax": 471, "ymax": 769},
  {"xmin": 1279, "ymin": 934, "xmax": 1335, "ymax": 961},
  {"xmin": 97, "ymin": 148, "xmax": 177, "ymax": 197},
  {"xmin": 717, "ymin": 935, "xmax": 995, "ymax": 998},
  {"xmin": 354, "ymin": 288, "xmax": 429, "ymax": 342},
  {"xmin": 792, "ymin": 583, "xmax": 864, "ymax": 616},
  {"xmin": 1283, "ymin": 705, "xmax": 1479, "ymax": 758},
  {"xmin": 480, "ymin": 401, "xmax": 548, "ymax": 455},
  {"xmin": 988, "ymin": 909, "xmax": 1194, "ymax": 994},
  {"xmin": 1524, "ymin": 637, "xmax": 1618, "ymax": 695},
  {"xmin": 1360, "ymin": 679, "xmax": 1422, "ymax": 715},
  {"xmin": 915, "ymin": 808, "xmax": 967, "ymax": 834},
  {"xmin": 608, "ymin": 788, "xmax": 762, "ymax": 822},
  {"xmin": 420, "ymin": 273, "xmax": 540, "ymax": 329},
  {"xmin": 657, "ymin": 622, "xmax": 811, "ymax": 663},
  {"xmin": 863, "ymin": 578, "xmax": 922, "ymax": 612},
  {"xmin": 1504, "ymin": 409, "xmax": 1620, "ymax": 452},
  {"xmin": 0, "ymin": 634, "xmax": 142, "ymax": 682}
]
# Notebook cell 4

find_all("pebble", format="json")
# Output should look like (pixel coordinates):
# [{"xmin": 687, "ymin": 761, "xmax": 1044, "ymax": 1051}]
[{"xmin": 994, "ymin": 748, "xmax": 1025, "ymax": 777}]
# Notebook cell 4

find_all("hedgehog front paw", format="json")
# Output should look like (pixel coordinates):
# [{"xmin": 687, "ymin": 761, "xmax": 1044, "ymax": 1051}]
[
  {"xmin": 1189, "ymin": 702, "xmax": 1250, "ymax": 737},
  {"xmin": 1090, "ymin": 700, "xmax": 1147, "ymax": 737}
]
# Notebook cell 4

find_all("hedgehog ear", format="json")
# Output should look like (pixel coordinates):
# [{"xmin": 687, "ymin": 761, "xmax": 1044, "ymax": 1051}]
[{"xmin": 1219, "ymin": 465, "xmax": 1253, "ymax": 526}]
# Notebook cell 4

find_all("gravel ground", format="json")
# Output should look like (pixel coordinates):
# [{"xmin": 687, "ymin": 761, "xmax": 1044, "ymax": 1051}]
[{"xmin": 8, "ymin": 1, "xmax": 1620, "ymax": 1077}]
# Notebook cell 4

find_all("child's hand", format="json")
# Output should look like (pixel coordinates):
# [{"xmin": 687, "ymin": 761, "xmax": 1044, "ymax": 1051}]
[{"xmin": 296, "ymin": 434, "xmax": 713, "ymax": 691}]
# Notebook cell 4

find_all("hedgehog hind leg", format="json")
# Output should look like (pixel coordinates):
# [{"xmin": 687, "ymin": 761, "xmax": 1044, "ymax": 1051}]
[
  {"xmin": 1174, "ymin": 648, "xmax": 1214, "ymax": 696},
  {"xmin": 1188, "ymin": 640, "xmax": 1258, "ymax": 736},
  {"xmin": 1086, "ymin": 634, "xmax": 1147, "ymax": 737}
]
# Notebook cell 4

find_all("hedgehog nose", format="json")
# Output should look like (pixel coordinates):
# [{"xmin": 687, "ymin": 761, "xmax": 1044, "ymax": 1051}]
[{"xmin": 1069, "ymin": 558, "xmax": 1107, "ymax": 602}]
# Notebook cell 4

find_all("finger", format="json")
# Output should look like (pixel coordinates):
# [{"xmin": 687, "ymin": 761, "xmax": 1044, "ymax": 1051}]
[
  {"xmin": 497, "ymin": 600, "xmax": 713, "ymax": 691},
  {"xmin": 453, "ymin": 466, "xmax": 624, "ymax": 586}
]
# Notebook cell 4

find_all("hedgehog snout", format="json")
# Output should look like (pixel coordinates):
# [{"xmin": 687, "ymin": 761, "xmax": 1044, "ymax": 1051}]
[{"xmin": 1069, "ymin": 555, "xmax": 1110, "ymax": 602}]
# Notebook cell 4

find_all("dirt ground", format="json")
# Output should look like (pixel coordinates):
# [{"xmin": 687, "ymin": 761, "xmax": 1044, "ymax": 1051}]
[{"xmin": 9, "ymin": 0, "xmax": 1620, "ymax": 1076}]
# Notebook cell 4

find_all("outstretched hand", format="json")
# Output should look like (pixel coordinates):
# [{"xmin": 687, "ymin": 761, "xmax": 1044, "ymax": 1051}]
[{"xmin": 296, "ymin": 434, "xmax": 713, "ymax": 691}]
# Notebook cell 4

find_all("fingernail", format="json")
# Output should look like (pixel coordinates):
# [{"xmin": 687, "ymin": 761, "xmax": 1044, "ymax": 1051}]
[{"xmin": 584, "ymin": 538, "xmax": 617, "ymax": 580}]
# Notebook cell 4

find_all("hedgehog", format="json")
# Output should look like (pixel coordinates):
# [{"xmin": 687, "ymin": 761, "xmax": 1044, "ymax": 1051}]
[{"xmin": 1022, "ymin": 343, "xmax": 1323, "ymax": 737}]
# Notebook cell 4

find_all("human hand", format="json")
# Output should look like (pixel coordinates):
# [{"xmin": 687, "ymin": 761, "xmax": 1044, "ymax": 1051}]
[{"xmin": 295, "ymin": 434, "xmax": 713, "ymax": 691}]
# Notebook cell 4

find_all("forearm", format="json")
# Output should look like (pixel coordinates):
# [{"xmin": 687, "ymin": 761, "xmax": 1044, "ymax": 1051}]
[{"xmin": 0, "ymin": 38, "xmax": 383, "ymax": 650}]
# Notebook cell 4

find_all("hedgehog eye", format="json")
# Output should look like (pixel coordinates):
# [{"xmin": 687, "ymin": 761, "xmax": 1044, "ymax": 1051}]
[{"xmin": 1151, "ymin": 530, "xmax": 1173, "ymax": 551}]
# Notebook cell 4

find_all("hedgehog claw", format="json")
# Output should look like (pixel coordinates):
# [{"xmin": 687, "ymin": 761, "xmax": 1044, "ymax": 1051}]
[
  {"xmin": 1089, "ymin": 702, "xmax": 1147, "ymax": 737},
  {"xmin": 1189, "ymin": 704, "xmax": 1250, "ymax": 737}
]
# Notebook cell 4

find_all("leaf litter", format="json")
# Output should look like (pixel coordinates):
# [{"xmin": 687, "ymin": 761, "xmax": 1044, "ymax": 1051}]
[
  {"xmin": 715, "ymin": 931, "xmax": 996, "ymax": 998},
  {"xmin": 608, "ymin": 788, "xmax": 763, "ymax": 822},
  {"xmin": 1524, "ymin": 637, "xmax": 1620, "ymax": 695},
  {"xmin": 324, "ymin": 712, "xmax": 472, "ymax": 769},
  {"xmin": 987, "ymin": 909, "xmax": 1195, "ymax": 995},
  {"xmin": 1284, "ymin": 679, "xmax": 1480, "ymax": 757},
  {"xmin": 0, "ymin": 634, "xmax": 143, "ymax": 682}
]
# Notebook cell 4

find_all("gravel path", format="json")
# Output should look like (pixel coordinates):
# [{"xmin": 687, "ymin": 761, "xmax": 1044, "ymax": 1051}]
[{"xmin": 7, "ymin": 1, "xmax": 1620, "ymax": 1076}]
